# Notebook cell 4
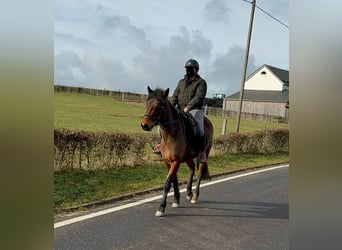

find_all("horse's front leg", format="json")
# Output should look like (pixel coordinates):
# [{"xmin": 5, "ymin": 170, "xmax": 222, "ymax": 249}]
[
  {"xmin": 155, "ymin": 176, "xmax": 172, "ymax": 217},
  {"xmin": 171, "ymin": 174, "xmax": 180, "ymax": 208},
  {"xmin": 186, "ymin": 159, "xmax": 195, "ymax": 200},
  {"xmin": 155, "ymin": 161, "xmax": 180, "ymax": 217}
]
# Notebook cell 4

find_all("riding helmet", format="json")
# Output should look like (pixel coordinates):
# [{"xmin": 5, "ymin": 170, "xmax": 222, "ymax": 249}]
[{"xmin": 184, "ymin": 59, "xmax": 199, "ymax": 70}]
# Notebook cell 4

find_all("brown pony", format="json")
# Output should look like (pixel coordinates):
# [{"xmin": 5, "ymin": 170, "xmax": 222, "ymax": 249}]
[{"xmin": 141, "ymin": 86, "xmax": 214, "ymax": 217}]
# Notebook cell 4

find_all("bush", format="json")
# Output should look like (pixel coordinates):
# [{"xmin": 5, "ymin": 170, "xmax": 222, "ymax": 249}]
[
  {"xmin": 213, "ymin": 129, "xmax": 289, "ymax": 155},
  {"xmin": 54, "ymin": 128, "xmax": 160, "ymax": 171},
  {"xmin": 54, "ymin": 128, "xmax": 289, "ymax": 171}
]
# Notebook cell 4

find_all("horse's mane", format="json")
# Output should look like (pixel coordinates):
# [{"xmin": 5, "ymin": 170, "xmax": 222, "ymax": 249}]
[
  {"xmin": 147, "ymin": 87, "xmax": 180, "ymax": 119},
  {"xmin": 147, "ymin": 88, "xmax": 170, "ymax": 104}
]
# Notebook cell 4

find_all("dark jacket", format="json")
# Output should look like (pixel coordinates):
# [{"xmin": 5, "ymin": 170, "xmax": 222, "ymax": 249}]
[{"xmin": 170, "ymin": 75, "xmax": 207, "ymax": 110}]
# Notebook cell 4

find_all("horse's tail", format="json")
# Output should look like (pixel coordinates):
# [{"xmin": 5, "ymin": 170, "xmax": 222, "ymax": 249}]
[
  {"xmin": 201, "ymin": 116, "xmax": 213, "ymax": 181},
  {"xmin": 196, "ymin": 159, "xmax": 211, "ymax": 180},
  {"xmin": 201, "ymin": 164, "xmax": 211, "ymax": 181}
]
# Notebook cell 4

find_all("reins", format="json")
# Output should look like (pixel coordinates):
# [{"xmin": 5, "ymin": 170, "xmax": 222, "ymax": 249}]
[
  {"xmin": 144, "ymin": 94, "xmax": 195, "ymax": 149},
  {"xmin": 161, "ymin": 103, "xmax": 193, "ymax": 149},
  {"xmin": 143, "ymin": 103, "xmax": 177, "ymax": 128},
  {"xmin": 143, "ymin": 114, "xmax": 177, "ymax": 128}
]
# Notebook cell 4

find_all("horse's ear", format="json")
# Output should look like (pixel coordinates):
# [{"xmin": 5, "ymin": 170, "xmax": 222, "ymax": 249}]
[
  {"xmin": 147, "ymin": 86, "xmax": 153, "ymax": 94},
  {"xmin": 164, "ymin": 88, "xmax": 169, "ymax": 98}
]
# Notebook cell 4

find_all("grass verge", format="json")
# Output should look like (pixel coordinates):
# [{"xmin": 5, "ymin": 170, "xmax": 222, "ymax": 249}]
[{"xmin": 54, "ymin": 152, "xmax": 288, "ymax": 215}]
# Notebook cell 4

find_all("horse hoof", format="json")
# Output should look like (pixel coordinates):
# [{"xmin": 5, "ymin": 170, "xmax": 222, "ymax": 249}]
[
  {"xmin": 191, "ymin": 199, "xmax": 198, "ymax": 204},
  {"xmin": 190, "ymin": 193, "xmax": 198, "ymax": 203},
  {"xmin": 155, "ymin": 210, "xmax": 165, "ymax": 217},
  {"xmin": 172, "ymin": 202, "xmax": 180, "ymax": 208}
]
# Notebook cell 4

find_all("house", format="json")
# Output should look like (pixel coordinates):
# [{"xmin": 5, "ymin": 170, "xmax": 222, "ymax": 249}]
[{"xmin": 223, "ymin": 64, "xmax": 289, "ymax": 120}]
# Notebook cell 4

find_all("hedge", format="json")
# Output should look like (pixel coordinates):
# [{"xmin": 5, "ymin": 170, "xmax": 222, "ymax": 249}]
[
  {"xmin": 212, "ymin": 129, "xmax": 289, "ymax": 155},
  {"xmin": 54, "ymin": 128, "xmax": 289, "ymax": 171}
]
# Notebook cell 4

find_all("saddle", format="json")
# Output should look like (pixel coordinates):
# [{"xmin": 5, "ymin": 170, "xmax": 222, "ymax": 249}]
[{"xmin": 179, "ymin": 111, "xmax": 205, "ymax": 154}]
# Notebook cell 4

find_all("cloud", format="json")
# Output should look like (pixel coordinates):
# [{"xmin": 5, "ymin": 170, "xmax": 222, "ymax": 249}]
[
  {"xmin": 54, "ymin": 50, "xmax": 129, "ymax": 90},
  {"xmin": 161, "ymin": 27, "xmax": 213, "ymax": 62},
  {"xmin": 54, "ymin": 25, "xmax": 258, "ymax": 97},
  {"xmin": 54, "ymin": 1, "xmax": 283, "ymax": 98},
  {"xmin": 95, "ymin": 4, "xmax": 153, "ymax": 53},
  {"xmin": 131, "ymin": 27, "xmax": 213, "ymax": 92},
  {"xmin": 54, "ymin": 32, "xmax": 98, "ymax": 51},
  {"xmin": 204, "ymin": 0, "xmax": 232, "ymax": 23},
  {"xmin": 54, "ymin": 24, "xmax": 216, "ymax": 95},
  {"xmin": 191, "ymin": 30, "xmax": 213, "ymax": 59},
  {"xmin": 54, "ymin": 51, "xmax": 84, "ymax": 85},
  {"xmin": 206, "ymin": 45, "xmax": 258, "ymax": 95},
  {"xmin": 267, "ymin": 0, "xmax": 288, "ymax": 23}
]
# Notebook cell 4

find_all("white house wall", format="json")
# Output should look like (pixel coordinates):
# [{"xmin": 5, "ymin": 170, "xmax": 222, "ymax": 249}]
[{"xmin": 244, "ymin": 66, "xmax": 283, "ymax": 91}]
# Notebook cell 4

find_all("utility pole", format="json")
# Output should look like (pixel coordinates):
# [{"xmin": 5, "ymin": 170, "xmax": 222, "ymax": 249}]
[{"xmin": 235, "ymin": 0, "xmax": 256, "ymax": 133}]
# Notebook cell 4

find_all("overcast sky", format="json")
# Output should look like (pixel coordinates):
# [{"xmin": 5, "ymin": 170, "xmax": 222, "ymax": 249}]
[{"xmin": 54, "ymin": 0, "xmax": 288, "ymax": 97}]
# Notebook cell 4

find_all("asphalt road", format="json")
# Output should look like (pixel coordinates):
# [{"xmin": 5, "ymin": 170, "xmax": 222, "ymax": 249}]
[{"xmin": 54, "ymin": 164, "xmax": 289, "ymax": 250}]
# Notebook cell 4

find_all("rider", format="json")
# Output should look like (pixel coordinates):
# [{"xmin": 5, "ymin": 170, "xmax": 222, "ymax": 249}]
[{"xmin": 154, "ymin": 59, "xmax": 208, "ymax": 163}]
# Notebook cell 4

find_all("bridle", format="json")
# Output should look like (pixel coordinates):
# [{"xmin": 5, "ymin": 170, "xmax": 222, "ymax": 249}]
[
  {"xmin": 144, "ymin": 100, "xmax": 177, "ymax": 128},
  {"xmin": 143, "ymin": 103, "xmax": 164, "ymax": 127}
]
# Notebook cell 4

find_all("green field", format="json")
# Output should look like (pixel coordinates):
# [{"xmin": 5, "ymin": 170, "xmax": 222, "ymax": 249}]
[
  {"xmin": 54, "ymin": 92, "xmax": 289, "ymax": 137},
  {"xmin": 54, "ymin": 92, "xmax": 289, "ymax": 214}
]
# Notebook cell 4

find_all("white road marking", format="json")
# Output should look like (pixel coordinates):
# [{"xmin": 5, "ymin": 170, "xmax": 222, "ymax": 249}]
[{"xmin": 54, "ymin": 164, "xmax": 288, "ymax": 229}]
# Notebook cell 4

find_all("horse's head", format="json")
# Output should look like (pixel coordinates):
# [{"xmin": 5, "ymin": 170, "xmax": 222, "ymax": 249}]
[{"xmin": 141, "ymin": 86, "xmax": 169, "ymax": 131}]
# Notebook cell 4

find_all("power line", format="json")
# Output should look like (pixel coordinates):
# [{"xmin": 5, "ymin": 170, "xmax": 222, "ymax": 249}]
[
  {"xmin": 241, "ymin": 0, "xmax": 289, "ymax": 28},
  {"xmin": 255, "ymin": 5, "xmax": 289, "ymax": 28}
]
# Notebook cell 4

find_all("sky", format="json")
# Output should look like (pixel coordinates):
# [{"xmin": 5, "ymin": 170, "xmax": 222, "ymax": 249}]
[{"xmin": 54, "ymin": 0, "xmax": 288, "ymax": 97}]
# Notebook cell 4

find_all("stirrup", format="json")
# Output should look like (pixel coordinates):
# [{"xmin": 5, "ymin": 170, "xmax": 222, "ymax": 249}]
[
  {"xmin": 153, "ymin": 144, "xmax": 161, "ymax": 154},
  {"xmin": 198, "ymin": 152, "xmax": 207, "ymax": 163}
]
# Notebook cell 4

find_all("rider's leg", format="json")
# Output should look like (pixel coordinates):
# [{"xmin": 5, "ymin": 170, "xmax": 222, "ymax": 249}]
[
  {"xmin": 153, "ymin": 125, "xmax": 162, "ymax": 154},
  {"xmin": 189, "ymin": 109, "xmax": 207, "ymax": 163},
  {"xmin": 189, "ymin": 109, "xmax": 204, "ymax": 137}
]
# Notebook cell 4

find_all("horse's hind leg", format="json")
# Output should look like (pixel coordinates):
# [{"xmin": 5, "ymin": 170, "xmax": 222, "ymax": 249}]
[
  {"xmin": 171, "ymin": 174, "xmax": 180, "ymax": 208},
  {"xmin": 186, "ymin": 159, "xmax": 195, "ymax": 200},
  {"xmin": 191, "ymin": 162, "xmax": 208, "ymax": 204}
]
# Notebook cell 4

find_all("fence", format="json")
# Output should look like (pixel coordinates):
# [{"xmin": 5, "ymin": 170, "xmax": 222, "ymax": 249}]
[
  {"xmin": 54, "ymin": 85, "xmax": 147, "ymax": 103},
  {"xmin": 54, "ymin": 84, "xmax": 288, "ymax": 123},
  {"xmin": 205, "ymin": 106, "xmax": 288, "ymax": 123}
]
